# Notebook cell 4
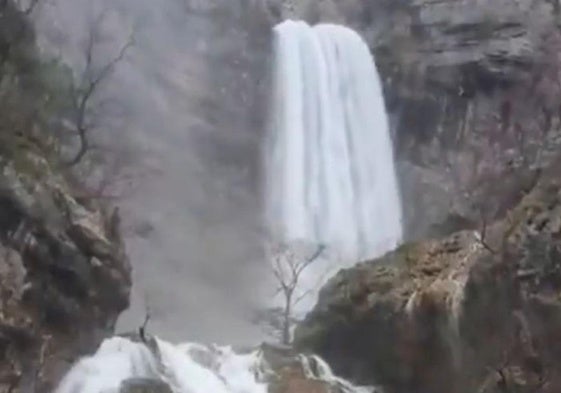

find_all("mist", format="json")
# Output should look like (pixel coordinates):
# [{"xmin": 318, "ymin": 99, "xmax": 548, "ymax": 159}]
[{"xmin": 33, "ymin": 0, "xmax": 274, "ymax": 344}]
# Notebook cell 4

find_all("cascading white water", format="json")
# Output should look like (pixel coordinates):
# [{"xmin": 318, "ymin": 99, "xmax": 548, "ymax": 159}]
[
  {"xmin": 267, "ymin": 20, "xmax": 403, "ymax": 261},
  {"xmin": 53, "ymin": 336, "xmax": 373, "ymax": 393}
]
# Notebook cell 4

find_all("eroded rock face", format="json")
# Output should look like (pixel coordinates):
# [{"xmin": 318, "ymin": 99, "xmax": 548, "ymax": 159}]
[
  {"xmin": 295, "ymin": 163, "xmax": 561, "ymax": 393},
  {"xmin": 374, "ymin": 0, "xmax": 561, "ymax": 240},
  {"xmin": 0, "ymin": 149, "xmax": 131, "ymax": 393}
]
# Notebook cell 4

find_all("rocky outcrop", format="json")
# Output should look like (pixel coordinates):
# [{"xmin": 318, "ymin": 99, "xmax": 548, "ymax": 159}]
[
  {"xmin": 264, "ymin": 345, "xmax": 333, "ymax": 393},
  {"xmin": 262, "ymin": 343, "xmax": 370, "ymax": 393},
  {"xmin": 295, "ymin": 163, "xmax": 561, "ymax": 393},
  {"xmin": 0, "ymin": 146, "xmax": 131, "ymax": 393},
  {"xmin": 265, "ymin": 0, "xmax": 561, "ymax": 241}
]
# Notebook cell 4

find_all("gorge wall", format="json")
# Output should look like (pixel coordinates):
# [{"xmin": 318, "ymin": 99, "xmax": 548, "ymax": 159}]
[
  {"xmin": 282, "ymin": 1, "xmax": 561, "ymax": 392},
  {"xmin": 25, "ymin": 0, "xmax": 561, "ymax": 356},
  {"xmin": 3, "ymin": 0, "xmax": 560, "ymax": 391}
]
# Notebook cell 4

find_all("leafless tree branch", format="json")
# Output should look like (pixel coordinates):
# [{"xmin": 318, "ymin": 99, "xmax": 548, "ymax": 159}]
[
  {"xmin": 64, "ymin": 12, "xmax": 133, "ymax": 167},
  {"xmin": 267, "ymin": 242, "xmax": 325, "ymax": 345}
]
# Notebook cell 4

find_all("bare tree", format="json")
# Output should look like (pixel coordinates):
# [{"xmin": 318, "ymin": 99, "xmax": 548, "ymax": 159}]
[
  {"xmin": 81, "ymin": 150, "xmax": 135, "ymax": 200},
  {"xmin": 269, "ymin": 242, "xmax": 326, "ymax": 345},
  {"xmin": 64, "ymin": 9, "xmax": 133, "ymax": 166},
  {"xmin": 65, "ymin": 142, "xmax": 147, "ymax": 204}
]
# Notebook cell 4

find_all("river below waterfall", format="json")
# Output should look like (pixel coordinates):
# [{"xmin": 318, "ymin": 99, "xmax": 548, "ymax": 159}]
[{"xmin": 53, "ymin": 336, "xmax": 375, "ymax": 393}]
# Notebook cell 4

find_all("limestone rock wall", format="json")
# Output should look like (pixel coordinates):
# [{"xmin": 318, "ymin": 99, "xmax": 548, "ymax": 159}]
[{"xmin": 0, "ymin": 147, "xmax": 131, "ymax": 393}]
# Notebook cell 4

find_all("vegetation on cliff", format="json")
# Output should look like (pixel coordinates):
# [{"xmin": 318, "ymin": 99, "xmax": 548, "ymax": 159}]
[{"xmin": 0, "ymin": 2, "xmax": 131, "ymax": 392}]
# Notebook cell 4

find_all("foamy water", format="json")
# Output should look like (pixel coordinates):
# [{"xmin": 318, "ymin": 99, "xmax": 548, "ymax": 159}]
[{"xmin": 53, "ymin": 336, "xmax": 374, "ymax": 393}]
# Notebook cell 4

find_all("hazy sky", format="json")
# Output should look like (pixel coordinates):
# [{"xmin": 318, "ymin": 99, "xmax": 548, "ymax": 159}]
[{"xmin": 34, "ymin": 0, "xmax": 274, "ymax": 344}]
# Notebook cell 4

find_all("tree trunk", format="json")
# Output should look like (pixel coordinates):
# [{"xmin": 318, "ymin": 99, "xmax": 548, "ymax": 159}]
[
  {"xmin": 282, "ymin": 295, "xmax": 291, "ymax": 345},
  {"xmin": 65, "ymin": 126, "xmax": 89, "ymax": 167}
]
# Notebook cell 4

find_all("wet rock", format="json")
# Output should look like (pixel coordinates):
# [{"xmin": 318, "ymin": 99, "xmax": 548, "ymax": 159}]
[
  {"xmin": 120, "ymin": 378, "xmax": 173, "ymax": 393},
  {"xmin": 261, "ymin": 341, "xmax": 296, "ymax": 370},
  {"xmin": 262, "ymin": 344, "xmax": 331, "ymax": 393},
  {"xmin": 295, "ymin": 169, "xmax": 561, "ymax": 393},
  {"xmin": 270, "ymin": 366, "xmax": 330, "ymax": 393}
]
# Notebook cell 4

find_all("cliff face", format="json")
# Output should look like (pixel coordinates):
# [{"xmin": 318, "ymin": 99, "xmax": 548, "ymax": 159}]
[
  {"xmin": 257, "ymin": 7, "xmax": 561, "ymax": 390},
  {"xmin": 265, "ymin": 0, "xmax": 561, "ymax": 241},
  {"xmin": 0, "ymin": 145, "xmax": 131, "ymax": 393},
  {"xmin": 372, "ymin": 0, "xmax": 561, "ymax": 241},
  {"xmin": 295, "ymin": 161, "xmax": 561, "ymax": 393}
]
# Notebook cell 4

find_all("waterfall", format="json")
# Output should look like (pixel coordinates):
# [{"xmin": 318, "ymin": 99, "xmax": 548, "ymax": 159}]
[
  {"xmin": 266, "ymin": 20, "xmax": 403, "ymax": 261},
  {"xmin": 53, "ymin": 336, "xmax": 374, "ymax": 393}
]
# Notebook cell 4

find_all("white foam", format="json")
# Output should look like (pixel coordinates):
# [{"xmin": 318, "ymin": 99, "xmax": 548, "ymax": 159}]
[{"xmin": 54, "ymin": 337, "xmax": 373, "ymax": 393}]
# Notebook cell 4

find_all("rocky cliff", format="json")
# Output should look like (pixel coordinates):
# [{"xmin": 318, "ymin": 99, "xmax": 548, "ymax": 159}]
[
  {"xmin": 252, "ymin": 5, "xmax": 561, "ymax": 390},
  {"xmin": 265, "ymin": 0, "xmax": 561, "ymax": 241},
  {"xmin": 295, "ymin": 160, "xmax": 561, "ymax": 393},
  {"xmin": 0, "ymin": 141, "xmax": 131, "ymax": 392}
]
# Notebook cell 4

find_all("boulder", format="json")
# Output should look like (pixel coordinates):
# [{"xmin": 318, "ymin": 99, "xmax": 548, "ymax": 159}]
[
  {"xmin": 295, "ymin": 166, "xmax": 561, "ymax": 393},
  {"xmin": 120, "ymin": 378, "xmax": 173, "ymax": 393}
]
